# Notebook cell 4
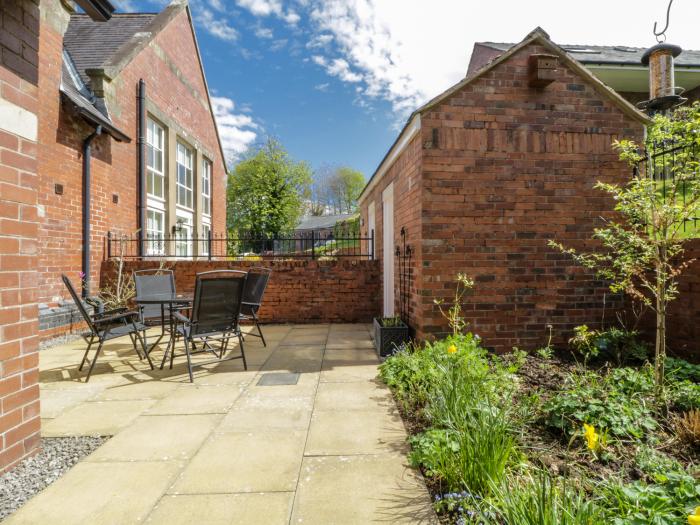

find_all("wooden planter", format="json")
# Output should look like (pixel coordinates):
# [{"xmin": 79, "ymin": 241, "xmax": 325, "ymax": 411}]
[{"xmin": 373, "ymin": 317, "xmax": 410, "ymax": 358}]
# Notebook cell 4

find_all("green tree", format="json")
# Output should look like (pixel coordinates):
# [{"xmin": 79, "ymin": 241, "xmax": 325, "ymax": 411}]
[
  {"xmin": 550, "ymin": 103, "xmax": 700, "ymax": 396},
  {"xmin": 227, "ymin": 139, "xmax": 311, "ymax": 238},
  {"xmin": 311, "ymin": 165, "xmax": 365, "ymax": 214}
]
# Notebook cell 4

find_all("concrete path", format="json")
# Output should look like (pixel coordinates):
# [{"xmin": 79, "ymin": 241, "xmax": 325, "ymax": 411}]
[{"xmin": 8, "ymin": 324, "xmax": 436, "ymax": 525}]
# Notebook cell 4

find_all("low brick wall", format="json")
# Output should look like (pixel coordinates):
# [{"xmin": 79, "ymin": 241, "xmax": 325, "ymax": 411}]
[{"xmin": 100, "ymin": 259, "xmax": 381, "ymax": 324}]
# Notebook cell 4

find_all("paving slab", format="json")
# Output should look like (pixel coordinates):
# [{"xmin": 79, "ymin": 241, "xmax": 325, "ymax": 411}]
[
  {"xmin": 305, "ymin": 409, "xmax": 408, "ymax": 456},
  {"xmin": 218, "ymin": 406, "xmax": 312, "ymax": 432},
  {"xmin": 39, "ymin": 387, "xmax": 101, "ymax": 419},
  {"xmin": 321, "ymin": 349, "xmax": 380, "ymax": 383},
  {"xmin": 291, "ymin": 455, "xmax": 437, "ymax": 525},
  {"xmin": 42, "ymin": 399, "xmax": 157, "ymax": 436},
  {"xmin": 146, "ymin": 493, "xmax": 294, "ymax": 524},
  {"xmin": 91, "ymin": 380, "xmax": 178, "ymax": 401},
  {"xmin": 5, "ymin": 461, "xmax": 182, "ymax": 525},
  {"xmin": 86, "ymin": 414, "xmax": 220, "ymax": 462},
  {"xmin": 171, "ymin": 430, "xmax": 307, "ymax": 494},
  {"xmin": 146, "ymin": 385, "xmax": 245, "ymax": 415},
  {"xmin": 314, "ymin": 381, "xmax": 394, "ymax": 412}
]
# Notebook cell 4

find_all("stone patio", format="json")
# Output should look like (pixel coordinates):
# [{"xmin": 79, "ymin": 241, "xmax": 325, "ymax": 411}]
[{"xmin": 6, "ymin": 324, "xmax": 436, "ymax": 524}]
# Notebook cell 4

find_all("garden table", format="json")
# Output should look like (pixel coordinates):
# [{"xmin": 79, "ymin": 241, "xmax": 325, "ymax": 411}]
[{"xmin": 135, "ymin": 292, "xmax": 193, "ymax": 369}]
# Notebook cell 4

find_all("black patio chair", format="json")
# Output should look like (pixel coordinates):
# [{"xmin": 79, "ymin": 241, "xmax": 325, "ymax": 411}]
[
  {"xmin": 171, "ymin": 270, "xmax": 248, "ymax": 382},
  {"xmin": 61, "ymin": 275, "xmax": 153, "ymax": 382},
  {"xmin": 239, "ymin": 267, "xmax": 271, "ymax": 347},
  {"xmin": 133, "ymin": 268, "xmax": 177, "ymax": 325}
]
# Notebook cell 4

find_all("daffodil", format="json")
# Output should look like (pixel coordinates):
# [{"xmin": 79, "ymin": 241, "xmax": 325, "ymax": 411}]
[
  {"xmin": 583, "ymin": 423, "xmax": 600, "ymax": 452},
  {"xmin": 447, "ymin": 344, "xmax": 457, "ymax": 354},
  {"xmin": 689, "ymin": 506, "xmax": 700, "ymax": 525}
]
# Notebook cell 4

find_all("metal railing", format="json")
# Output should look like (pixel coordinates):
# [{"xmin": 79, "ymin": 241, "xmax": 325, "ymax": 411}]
[
  {"xmin": 638, "ymin": 140, "xmax": 700, "ymax": 233},
  {"xmin": 106, "ymin": 229, "xmax": 375, "ymax": 260}
]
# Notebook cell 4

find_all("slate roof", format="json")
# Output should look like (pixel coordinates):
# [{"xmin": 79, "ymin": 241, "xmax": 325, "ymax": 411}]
[
  {"xmin": 296, "ymin": 214, "xmax": 356, "ymax": 231},
  {"xmin": 477, "ymin": 42, "xmax": 700, "ymax": 66},
  {"xmin": 64, "ymin": 13, "xmax": 157, "ymax": 86}
]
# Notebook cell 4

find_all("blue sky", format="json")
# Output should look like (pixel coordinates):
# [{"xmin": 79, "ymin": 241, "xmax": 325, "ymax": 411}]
[{"xmin": 115, "ymin": 0, "xmax": 700, "ymax": 180}]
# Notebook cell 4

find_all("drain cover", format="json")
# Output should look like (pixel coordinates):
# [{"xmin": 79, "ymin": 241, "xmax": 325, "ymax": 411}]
[{"xmin": 257, "ymin": 372, "xmax": 300, "ymax": 386}]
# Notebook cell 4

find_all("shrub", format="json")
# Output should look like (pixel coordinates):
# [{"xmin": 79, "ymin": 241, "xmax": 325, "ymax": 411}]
[
  {"xmin": 543, "ymin": 367, "xmax": 657, "ymax": 440},
  {"xmin": 602, "ymin": 469, "xmax": 700, "ymax": 525},
  {"xmin": 569, "ymin": 325, "xmax": 648, "ymax": 365}
]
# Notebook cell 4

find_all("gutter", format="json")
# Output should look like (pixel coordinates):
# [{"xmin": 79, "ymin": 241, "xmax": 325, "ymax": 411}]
[
  {"xmin": 82, "ymin": 125, "xmax": 102, "ymax": 298},
  {"xmin": 137, "ymin": 79, "xmax": 146, "ymax": 256}
]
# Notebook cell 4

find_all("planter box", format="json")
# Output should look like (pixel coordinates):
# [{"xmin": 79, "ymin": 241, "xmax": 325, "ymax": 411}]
[{"xmin": 373, "ymin": 317, "xmax": 410, "ymax": 358}]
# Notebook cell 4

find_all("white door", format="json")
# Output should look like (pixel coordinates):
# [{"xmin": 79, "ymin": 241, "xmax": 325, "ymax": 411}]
[
  {"xmin": 382, "ymin": 184, "xmax": 394, "ymax": 317},
  {"xmin": 367, "ymin": 201, "xmax": 375, "ymax": 260}
]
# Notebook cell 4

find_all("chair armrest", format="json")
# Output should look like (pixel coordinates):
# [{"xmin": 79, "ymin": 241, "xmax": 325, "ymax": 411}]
[
  {"xmin": 172, "ymin": 311, "xmax": 190, "ymax": 324},
  {"xmin": 93, "ymin": 307, "xmax": 128, "ymax": 319},
  {"xmin": 92, "ymin": 310, "xmax": 140, "ymax": 326}
]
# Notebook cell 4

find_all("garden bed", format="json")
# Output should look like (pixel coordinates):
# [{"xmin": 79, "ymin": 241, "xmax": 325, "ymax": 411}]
[{"xmin": 380, "ymin": 334, "xmax": 700, "ymax": 524}]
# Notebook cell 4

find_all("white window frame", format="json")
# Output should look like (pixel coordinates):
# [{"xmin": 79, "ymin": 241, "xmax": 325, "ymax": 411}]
[
  {"xmin": 176, "ymin": 142, "xmax": 194, "ymax": 210},
  {"xmin": 202, "ymin": 158, "xmax": 212, "ymax": 218},
  {"xmin": 146, "ymin": 208, "xmax": 165, "ymax": 256},
  {"xmin": 175, "ymin": 210, "xmax": 193, "ymax": 257},
  {"xmin": 146, "ymin": 118, "xmax": 165, "ymax": 201},
  {"xmin": 201, "ymin": 219, "xmax": 211, "ymax": 256}
]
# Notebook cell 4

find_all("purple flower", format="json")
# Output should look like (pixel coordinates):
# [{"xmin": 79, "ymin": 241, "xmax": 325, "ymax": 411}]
[{"xmin": 79, "ymin": 272, "xmax": 86, "ymax": 279}]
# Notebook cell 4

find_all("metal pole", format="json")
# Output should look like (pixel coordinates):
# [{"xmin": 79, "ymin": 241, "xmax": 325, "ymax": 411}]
[
  {"xmin": 107, "ymin": 231, "xmax": 112, "ymax": 259},
  {"xmin": 371, "ymin": 229, "xmax": 375, "ymax": 260},
  {"xmin": 208, "ymin": 230, "xmax": 212, "ymax": 261},
  {"xmin": 311, "ymin": 230, "xmax": 315, "ymax": 260}
]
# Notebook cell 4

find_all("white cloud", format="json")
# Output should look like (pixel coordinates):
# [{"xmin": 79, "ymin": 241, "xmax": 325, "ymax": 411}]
[
  {"xmin": 211, "ymin": 96, "xmax": 260, "ymax": 163},
  {"xmin": 311, "ymin": 55, "xmax": 362, "ymax": 83},
  {"xmin": 255, "ymin": 26, "xmax": 274, "ymax": 39},
  {"xmin": 236, "ymin": 0, "xmax": 300, "ymax": 26},
  {"xmin": 195, "ymin": 8, "xmax": 239, "ymax": 41},
  {"xmin": 314, "ymin": 82, "xmax": 330, "ymax": 92},
  {"xmin": 306, "ymin": 34, "xmax": 333, "ymax": 49}
]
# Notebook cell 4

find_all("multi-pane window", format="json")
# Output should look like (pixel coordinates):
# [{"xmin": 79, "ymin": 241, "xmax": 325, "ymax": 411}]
[
  {"xmin": 176, "ymin": 142, "xmax": 194, "ymax": 209},
  {"xmin": 202, "ymin": 159, "xmax": 212, "ymax": 217},
  {"xmin": 146, "ymin": 209, "xmax": 165, "ymax": 255},
  {"xmin": 146, "ymin": 119, "xmax": 165, "ymax": 199},
  {"xmin": 175, "ymin": 214, "xmax": 193, "ymax": 257},
  {"xmin": 201, "ymin": 222, "xmax": 211, "ymax": 256}
]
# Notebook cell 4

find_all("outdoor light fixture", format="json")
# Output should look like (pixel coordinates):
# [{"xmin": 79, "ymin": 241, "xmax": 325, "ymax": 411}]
[
  {"xmin": 639, "ymin": 0, "xmax": 687, "ymax": 112},
  {"xmin": 172, "ymin": 219, "xmax": 185, "ymax": 234}
]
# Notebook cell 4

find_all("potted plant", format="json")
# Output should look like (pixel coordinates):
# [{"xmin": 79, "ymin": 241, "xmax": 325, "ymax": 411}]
[{"xmin": 373, "ymin": 316, "xmax": 410, "ymax": 357}]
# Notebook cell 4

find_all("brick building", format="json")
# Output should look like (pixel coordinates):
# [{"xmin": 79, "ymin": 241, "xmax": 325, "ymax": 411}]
[
  {"xmin": 358, "ymin": 28, "xmax": 651, "ymax": 351},
  {"xmin": 37, "ymin": 0, "xmax": 227, "ymax": 335},
  {"xmin": 0, "ymin": 0, "xmax": 117, "ymax": 473}
]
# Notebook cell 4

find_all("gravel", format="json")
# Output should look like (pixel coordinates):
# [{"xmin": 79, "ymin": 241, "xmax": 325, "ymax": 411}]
[
  {"xmin": 0, "ymin": 436, "xmax": 108, "ymax": 521},
  {"xmin": 39, "ymin": 333, "xmax": 82, "ymax": 351}
]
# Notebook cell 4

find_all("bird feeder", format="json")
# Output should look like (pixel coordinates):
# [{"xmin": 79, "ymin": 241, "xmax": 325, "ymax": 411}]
[{"xmin": 640, "ymin": 42, "xmax": 686, "ymax": 112}]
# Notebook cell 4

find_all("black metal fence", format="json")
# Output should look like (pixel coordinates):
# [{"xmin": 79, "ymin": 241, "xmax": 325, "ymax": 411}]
[
  {"xmin": 638, "ymin": 140, "xmax": 700, "ymax": 233},
  {"xmin": 106, "ymin": 229, "xmax": 375, "ymax": 260}
]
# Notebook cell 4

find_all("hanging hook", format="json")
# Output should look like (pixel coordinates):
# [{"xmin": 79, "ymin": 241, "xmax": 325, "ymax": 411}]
[{"xmin": 653, "ymin": 0, "xmax": 674, "ymax": 43}]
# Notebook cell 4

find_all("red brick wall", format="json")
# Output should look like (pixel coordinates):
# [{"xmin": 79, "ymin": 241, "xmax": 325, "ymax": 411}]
[
  {"xmin": 100, "ymin": 259, "xmax": 381, "ymax": 324},
  {"xmin": 362, "ymin": 42, "xmax": 648, "ymax": 352},
  {"xmin": 37, "ymin": 7, "xmax": 226, "ymax": 308},
  {"xmin": 421, "ymin": 43, "xmax": 646, "ymax": 351},
  {"xmin": 0, "ymin": 0, "xmax": 41, "ymax": 472}
]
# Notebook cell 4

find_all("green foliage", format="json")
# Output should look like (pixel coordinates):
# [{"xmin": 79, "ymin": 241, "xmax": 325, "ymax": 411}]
[
  {"xmin": 602, "ymin": 469, "xmax": 700, "ymax": 525},
  {"xmin": 485, "ymin": 472, "xmax": 604, "ymax": 525},
  {"xmin": 543, "ymin": 367, "xmax": 657, "ymax": 440},
  {"xmin": 227, "ymin": 139, "xmax": 312, "ymax": 238},
  {"xmin": 433, "ymin": 273, "xmax": 475, "ymax": 336},
  {"xmin": 550, "ymin": 103, "xmax": 700, "ymax": 393},
  {"xmin": 379, "ymin": 315, "xmax": 404, "ymax": 328},
  {"xmin": 666, "ymin": 357, "xmax": 700, "ymax": 383},
  {"xmin": 569, "ymin": 326, "xmax": 648, "ymax": 366},
  {"xmin": 309, "ymin": 165, "xmax": 365, "ymax": 214}
]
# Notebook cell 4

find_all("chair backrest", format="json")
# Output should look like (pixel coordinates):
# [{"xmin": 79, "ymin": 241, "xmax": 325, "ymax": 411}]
[
  {"xmin": 190, "ymin": 270, "xmax": 247, "ymax": 337},
  {"xmin": 61, "ymin": 274, "xmax": 96, "ymax": 333},
  {"xmin": 242, "ymin": 267, "xmax": 271, "ymax": 307},
  {"xmin": 134, "ymin": 269, "xmax": 175, "ymax": 320}
]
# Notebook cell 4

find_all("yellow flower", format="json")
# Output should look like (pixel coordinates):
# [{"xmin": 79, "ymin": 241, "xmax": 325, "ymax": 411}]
[
  {"xmin": 689, "ymin": 506, "xmax": 700, "ymax": 525},
  {"xmin": 583, "ymin": 423, "xmax": 600, "ymax": 452},
  {"xmin": 447, "ymin": 344, "xmax": 457, "ymax": 354}
]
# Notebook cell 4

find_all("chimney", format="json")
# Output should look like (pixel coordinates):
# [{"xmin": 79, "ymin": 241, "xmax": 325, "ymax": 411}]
[{"xmin": 640, "ymin": 43, "xmax": 686, "ymax": 112}]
